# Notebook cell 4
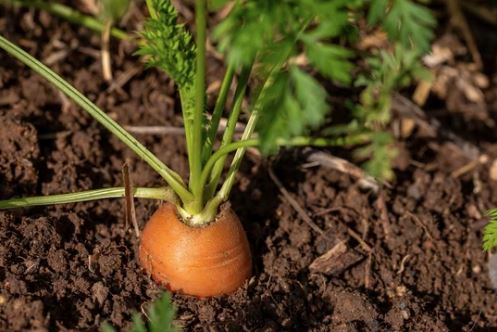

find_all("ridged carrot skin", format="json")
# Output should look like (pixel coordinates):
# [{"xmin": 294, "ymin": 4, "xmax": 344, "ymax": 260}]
[{"xmin": 139, "ymin": 203, "xmax": 252, "ymax": 297}]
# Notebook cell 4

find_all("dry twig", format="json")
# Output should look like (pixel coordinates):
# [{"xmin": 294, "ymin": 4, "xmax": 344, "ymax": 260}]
[
  {"xmin": 446, "ymin": 0, "xmax": 482, "ymax": 69},
  {"xmin": 124, "ymin": 117, "xmax": 245, "ymax": 136},
  {"xmin": 365, "ymin": 253, "xmax": 372, "ymax": 289},
  {"xmin": 101, "ymin": 20, "xmax": 113, "ymax": 81},
  {"xmin": 406, "ymin": 211, "xmax": 433, "ymax": 240},
  {"xmin": 108, "ymin": 66, "xmax": 141, "ymax": 92},
  {"xmin": 376, "ymin": 192, "xmax": 392, "ymax": 241},
  {"xmin": 123, "ymin": 162, "xmax": 139, "ymax": 237},
  {"xmin": 268, "ymin": 167, "xmax": 325, "ymax": 235},
  {"xmin": 305, "ymin": 149, "xmax": 380, "ymax": 192},
  {"xmin": 397, "ymin": 254, "xmax": 411, "ymax": 275},
  {"xmin": 319, "ymin": 207, "xmax": 373, "ymax": 252}
]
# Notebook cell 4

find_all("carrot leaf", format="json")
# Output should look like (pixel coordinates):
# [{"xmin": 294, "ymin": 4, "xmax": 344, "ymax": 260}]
[
  {"xmin": 148, "ymin": 292, "xmax": 178, "ymax": 332},
  {"xmin": 137, "ymin": 0, "xmax": 196, "ymax": 87},
  {"xmin": 213, "ymin": 0, "xmax": 353, "ymax": 70},
  {"xmin": 353, "ymin": 131, "xmax": 396, "ymax": 181},
  {"xmin": 257, "ymin": 67, "xmax": 328, "ymax": 154},
  {"xmin": 302, "ymin": 40, "xmax": 353, "ymax": 84},
  {"xmin": 368, "ymin": 0, "xmax": 435, "ymax": 52},
  {"xmin": 484, "ymin": 209, "xmax": 497, "ymax": 251},
  {"xmin": 213, "ymin": 0, "xmax": 354, "ymax": 156},
  {"xmin": 101, "ymin": 292, "xmax": 178, "ymax": 332}
]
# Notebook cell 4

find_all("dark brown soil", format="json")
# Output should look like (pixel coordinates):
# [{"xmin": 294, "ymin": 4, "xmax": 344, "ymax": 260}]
[{"xmin": 2, "ymin": 3, "xmax": 497, "ymax": 332}]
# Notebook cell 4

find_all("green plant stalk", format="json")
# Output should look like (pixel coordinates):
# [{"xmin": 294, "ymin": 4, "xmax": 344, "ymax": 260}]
[
  {"xmin": 187, "ymin": 0, "xmax": 208, "ymax": 214},
  {"xmin": 199, "ymin": 134, "xmax": 354, "ymax": 195},
  {"xmin": 204, "ymin": 65, "xmax": 252, "ymax": 200},
  {"xmin": 199, "ymin": 139, "xmax": 258, "ymax": 193},
  {"xmin": 201, "ymin": 63, "xmax": 236, "ymax": 163},
  {"xmin": 179, "ymin": 86, "xmax": 195, "ymax": 180},
  {"xmin": 202, "ymin": 19, "xmax": 312, "ymax": 205},
  {"xmin": 217, "ymin": 107, "xmax": 260, "ymax": 199},
  {"xmin": 5, "ymin": 0, "xmax": 129, "ymax": 40},
  {"xmin": 195, "ymin": 111, "xmax": 259, "ymax": 224},
  {"xmin": 278, "ymin": 134, "xmax": 370, "ymax": 147},
  {"xmin": 0, "ymin": 35, "xmax": 193, "ymax": 204},
  {"xmin": 0, "ymin": 187, "xmax": 175, "ymax": 209},
  {"xmin": 198, "ymin": 67, "xmax": 280, "ymax": 223}
]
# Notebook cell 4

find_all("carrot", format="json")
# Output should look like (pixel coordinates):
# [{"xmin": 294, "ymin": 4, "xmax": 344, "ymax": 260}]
[{"xmin": 139, "ymin": 203, "xmax": 252, "ymax": 297}]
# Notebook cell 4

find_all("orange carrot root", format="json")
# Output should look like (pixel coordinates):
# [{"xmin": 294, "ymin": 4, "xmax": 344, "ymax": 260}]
[{"xmin": 139, "ymin": 203, "xmax": 252, "ymax": 297}]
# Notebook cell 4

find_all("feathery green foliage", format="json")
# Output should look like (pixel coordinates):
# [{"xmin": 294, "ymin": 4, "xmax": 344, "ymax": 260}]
[
  {"xmin": 213, "ymin": 0, "xmax": 356, "ymax": 153},
  {"xmin": 368, "ymin": 0, "xmax": 436, "ymax": 52},
  {"xmin": 350, "ymin": 45, "xmax": 431, "ymax": 179},
  {"xmin": 137, "ymin": 0, "xmax": 196, "ymax": 87},
  {"xmin": 214, "ymin": 0, "xmax": 355, "ymax": 69},
  {"xmin": 356, "ymin": 44, "xmax": 431, "ymax": 126},
  {"xmin": 484, "ymin": 209, "xmax": 497, "ymax": 251},
  {"xmin": 353, "ymin": 131, "xmax": 397, "ymax": 181},
  {"xmin": 211, "ymin": 0, "xmax": 435, "ymax": 166},
  {"xmin": 101, "ymin": 292, "xmax": 178, "ymax": 332},
  {"xmin": 147, "ymin": 292, "xmax": 178, "ymax": 332},
  {"xmin": 334, "ymin": 0, "xmax": 435, "ymax": 180},
  {"xmin": 257, "ymin": 67, "xmax": 328, "ymax": 154}
]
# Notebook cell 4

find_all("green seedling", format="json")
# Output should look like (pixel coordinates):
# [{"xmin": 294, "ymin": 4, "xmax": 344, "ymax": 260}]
[
  {"xmin": 102, "ymin": 292, "xmax": 178, "ymax": 332},
  {"xmin": 352, "ymin": 44, "xmax": 433, "ymax": 179}
]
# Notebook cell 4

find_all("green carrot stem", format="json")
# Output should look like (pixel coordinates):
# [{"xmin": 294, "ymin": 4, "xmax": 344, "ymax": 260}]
[
  {"xmin": 207, "ymin": 20, "xmax": 313, "ymax": 212},
  {"xmin": 0, "ymin": 187, "xmax": 176, "ymax": 209},
  {"xmin": 188, "ymin": 0, "xmax": 208, "ymax": 213},
  {"xmin": 179, "ymin": 86, "xmax": 196, "ymax": 183},
  {"xmin": 199, "ymin": 139, "xmax": 258, "ymax": 193},
  {"xmin": 202, "ymin": 63, "xmax": 236, "ymax": 163},
  {"xmin": 216, "ymin": 107, "xmax": 260, "ymax": 199},
  {"xmin": 0, "ymin": 35, "xmax": 193, "ymax": 204},
  {"xmin": 199, "ymin": 67, "xmax": 276, "ymax": 221},
  {"xmin": 197, "ymin": 112, "xmax": 259, "ymax": 222},
  {"xmin": 197, "ymin": 134, "xmax": 355, "ymax": 222},
  {"xmin": 203, "ymin": 65, "xmax": 251, "ymax": 199}
]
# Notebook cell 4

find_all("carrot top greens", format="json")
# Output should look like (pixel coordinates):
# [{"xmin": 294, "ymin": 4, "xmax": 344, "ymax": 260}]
[{"xmin": 0, "ymin": 0, "xmax": 435, "ymax": 224}]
